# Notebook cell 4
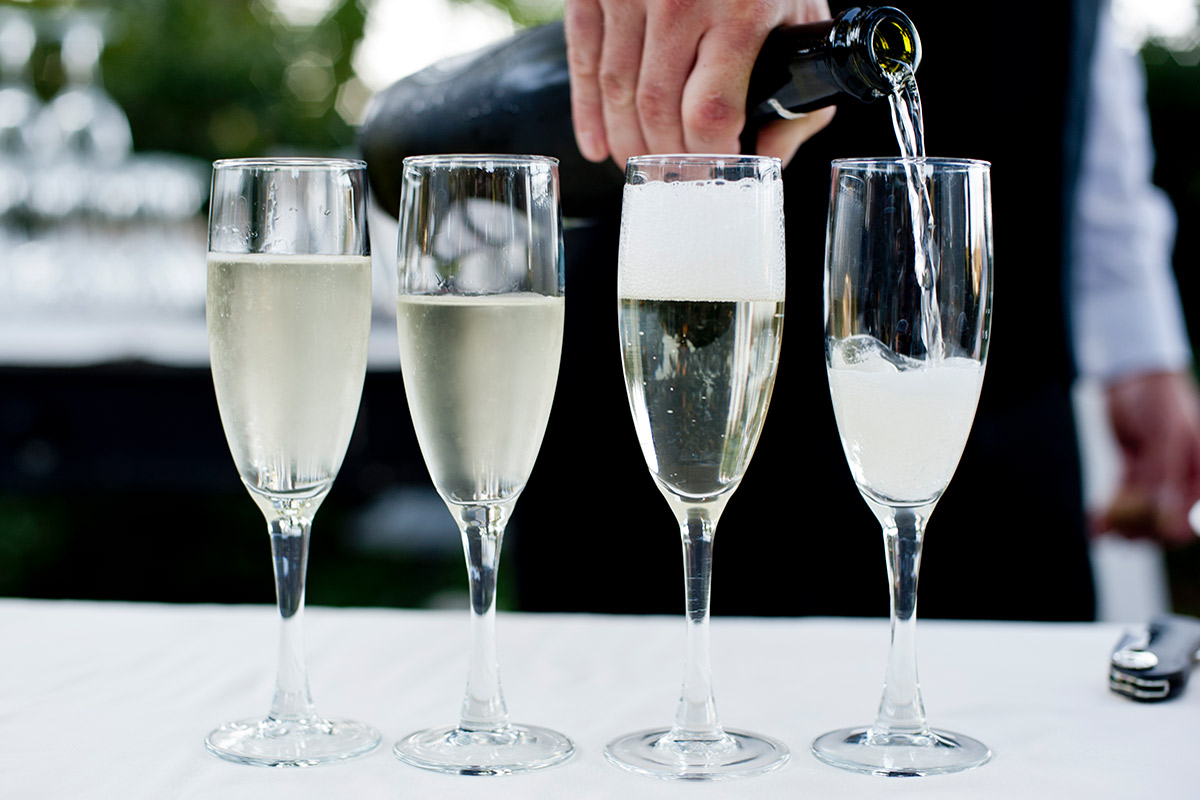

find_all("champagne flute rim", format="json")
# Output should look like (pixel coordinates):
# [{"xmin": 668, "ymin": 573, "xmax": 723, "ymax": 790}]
[
  {"xmin": 398, "ymin": 290, "xmax": 563, "ymax": 299},
  {"xmin": 626, "ymin": 153, "xmax": 781, "ymax": 168},
  {"xmin": 212, "ymin": 156, "xmax": 366, "ymax": 172},
  {"xmin": 831, "ymin": 156, "xmax": 991, "ymax": 171},
  {"xmin": 401, "ymin": 153, "xmax": 559, "ymax": 168}
]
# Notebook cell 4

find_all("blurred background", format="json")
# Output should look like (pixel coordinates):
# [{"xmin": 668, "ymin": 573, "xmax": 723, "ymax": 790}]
[{"xmin": 0, "ymin": 0, "xmax": 1198, "ymax": 618}]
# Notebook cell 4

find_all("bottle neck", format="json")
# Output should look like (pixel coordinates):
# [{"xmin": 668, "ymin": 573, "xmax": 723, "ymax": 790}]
[
  {"xmin": 746, "ymin": 6, "xmax": 921, "ymax": 125},
  {"xmin": 746, "ymin": 19, "xmax": 840, "ymax": 123}
]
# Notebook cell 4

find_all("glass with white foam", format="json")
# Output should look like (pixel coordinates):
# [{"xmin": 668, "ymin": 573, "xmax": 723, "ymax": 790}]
[
  {"xmin": 605, "ymin": 154, "xmax": 789, "ymax": 780},
  {"xmin": 204, "ymin": 157, "xmax": 380, "ymax": 767},
  {"xmin": 813, "ymin": 157, "xmax": 993, "ymax": 776}
]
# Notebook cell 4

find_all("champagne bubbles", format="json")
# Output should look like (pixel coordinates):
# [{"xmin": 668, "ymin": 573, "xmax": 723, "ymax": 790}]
[{"xmin": 618, "ymin": 172, "xmax": 785, "ymax": 302}]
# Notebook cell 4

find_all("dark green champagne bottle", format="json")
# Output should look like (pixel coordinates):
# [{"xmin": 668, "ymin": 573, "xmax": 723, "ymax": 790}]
[
  {"xmin": 746, "ymin": 6, "xmax": 921, "ymax": 122},
  {"xmin": 360, "ymin": 7, "xmax": 919, "ymax": 219}
]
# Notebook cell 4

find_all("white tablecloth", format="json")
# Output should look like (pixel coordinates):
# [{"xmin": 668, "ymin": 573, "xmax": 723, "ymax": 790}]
[{"xmin": 1, "ymin": 599, "xmax": 1195, "ymax": 798}]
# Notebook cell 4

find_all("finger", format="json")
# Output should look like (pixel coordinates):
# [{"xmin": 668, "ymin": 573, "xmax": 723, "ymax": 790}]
[
  {"xmin": 1135, "ymin": 398, "xmax": 1195, "ymax": 543},
  {"xmin": 1155, "ymin": 445, "xmax": 1190, "ymax": 543},
  {"xmin": 792, "ymin": 0, "xmax": 834, "ymax": 25},
  {"xmin": 680, "ymin": 23, "xmax": 766, "ymax": 154},
  {"xmin": 1183, "ymin": 442, "xmax": 1200, "ymax": 542},
  {"xmin": 1106, "ymin": 440, "xmax": 1192, "ymax": 545},
  {"xmin": 634, "ymin": 9, "xmax": 703, "ymax": 155},
  {"xmin": 565, "ymin": 0, "xmax": 609, "ymax": 162},
  {"xmin": 596, "ymin": 4, "xmax": 649, "ymax": 168},
  {"xmin": 1171, "ymin": 384, "xmax": 1200, "ymax": 545},
  {"xmin": 1154, "ymin": 428, "xmax": 1200, "ymax": 546},
  {"xmin": 1105, "ymin": 439, "xmax": 1169, "ymax": 539},
  {"xmin": 755, "ymin": 105, "xmax": 836, "ymax": 165},
  {"xmin": 1101, "ymin": 485, "xmax": 1160, "ymax": 541}
]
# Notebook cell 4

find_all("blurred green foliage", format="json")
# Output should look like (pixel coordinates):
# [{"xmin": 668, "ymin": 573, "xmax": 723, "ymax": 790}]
[
  {"xmin": 106, "ymin": 0, "xmax": 365, "ymax": 160},
  {"xmin": 4, "ymin": 0, "xmax": 365, "ymax": 161},
  {"xmin": 0, "ymin": 0, "xmax": 568, "ymax": 162},
  {"xmin": 458, "ymin": 0, "xmax": 562, "ymax": 27}
]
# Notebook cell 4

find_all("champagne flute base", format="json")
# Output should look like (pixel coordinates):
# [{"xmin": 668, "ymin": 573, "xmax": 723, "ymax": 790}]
[
  {"xmin": 811, "ymin": 726, "xmax": 991, "ymax": 776},
  {"xmin": 393, "ymin": 723, "xmax": 574, "ymax": 776},
  {"xmin": 604, "ymin": 728, "xmax": 789, "ymax": 781},
  {"xmin": 205, "ymin": 716, "xmax": 380, "ymax": 767}
]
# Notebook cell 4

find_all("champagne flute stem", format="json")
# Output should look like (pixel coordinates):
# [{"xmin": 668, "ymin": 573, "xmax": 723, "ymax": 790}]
[
  {"xmin": 672, "ymin": 505, "xmax": 724, "ymax": 740},
  {"xmin": 873, "ymin": 506, "xmax": 931, "ymax": 738},
  {"xmin": 267, "ymin": 515, "xmax": 316, "ymax": 722},
  {"xmin": 456, "ymin": 502, "xmax": 513, "ymax": 733}
]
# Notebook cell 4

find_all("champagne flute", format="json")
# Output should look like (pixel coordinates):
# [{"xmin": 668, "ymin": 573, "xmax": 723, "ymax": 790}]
[
  {"xmin": 813, "ymin": 156, "xmax": 993, "ymax": 776},
  {"xmin": 204, "ymin": 158, "xmax": 380, "ymax": 767},
  {"xmin": 392, "ymin": 154, "xmax": 573, "ymax": 775},
  {"xmin": 605, "ymin": 155, "xmax": 788, "ymax": 780}
]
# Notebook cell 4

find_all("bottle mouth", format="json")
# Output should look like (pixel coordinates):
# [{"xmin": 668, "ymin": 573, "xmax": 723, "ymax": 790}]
[
  {"xmin": 835, "ymin": 6, "xmax": 922, "ymax": 97},
  {"xmin": 869, "ymin": 12, "xmax": 922, "ymax": 76}
]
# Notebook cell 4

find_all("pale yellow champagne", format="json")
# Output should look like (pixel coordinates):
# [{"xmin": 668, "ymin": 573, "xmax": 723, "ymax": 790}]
[
  {"xmin": 206, "ymin": 252, "xmax": 372, "ymax": 502},
  {"xmin": 396, "ymin": 292, "xmax": 564, "ymax": 505},
  {"xmin": 619, "ymin": 298, "xmax": 784, "ymax": 500}
]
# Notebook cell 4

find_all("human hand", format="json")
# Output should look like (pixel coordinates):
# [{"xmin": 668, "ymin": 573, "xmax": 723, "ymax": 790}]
[
  {"xmin": 1100, "ymin": 370, "xmax": 1200, "ymax": 547},
  {"xmin": 564, "ymin": 0, "xmax": 836, "ymax": 168}
]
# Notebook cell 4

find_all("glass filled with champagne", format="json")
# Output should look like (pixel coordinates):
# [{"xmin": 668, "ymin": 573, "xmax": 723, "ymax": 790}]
[
  {"xmin": 605, "ymin": 155, "xmax": 788, "ymax": 780},
  {"xmin": 204, "ymin": 158, "xmax": 379, "ymax": 766},
  {"xmin": 391, "ymin": 154, "xmax": 573, "ymax": 775},
  {"xmin": 813, "ymin": 156, "xmax": 993, "ymax": 776}
]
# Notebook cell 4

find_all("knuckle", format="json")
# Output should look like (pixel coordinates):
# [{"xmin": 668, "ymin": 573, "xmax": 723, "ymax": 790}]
[
  {"xmin": 714, "ymin": 18, "xmax": 766, "ymax": 53},
  {"xmin": 566, "ymin": 46, "xmax": 597, "ymax": 79},
  {"xmin": 716, "ymin": 1, "xmax": 776, "ymax": 46},
  {"xmin": 599, "ymin": 68, "xmax": 636, "ymax": 106},
  {"xmin": 685, "ymin": 93, "xmax": 742, "ymax": 142},
  {"xmin": 636, "ymin": 81, "xmax": 676, "ymax": 127},
  {"xmin": 659, "ymin": 0, "xmax": 698, "ymax": 20},
  {"xmin": 742, "ymin": 0, "xmax": 779, "ymax": 27}
]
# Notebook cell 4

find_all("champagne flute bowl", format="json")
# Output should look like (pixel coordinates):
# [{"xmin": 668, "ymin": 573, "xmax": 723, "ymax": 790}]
[
  {"xmin": 813, "ymin": 156, "xmax": 993, "ymax": 776},
  {"xmin": 391, "ymin": 154, "xmax": 573, "ymax": 776},
  {"xmin": 204, "ymin": 158, "xmax": 380, "ymax": 767}
]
